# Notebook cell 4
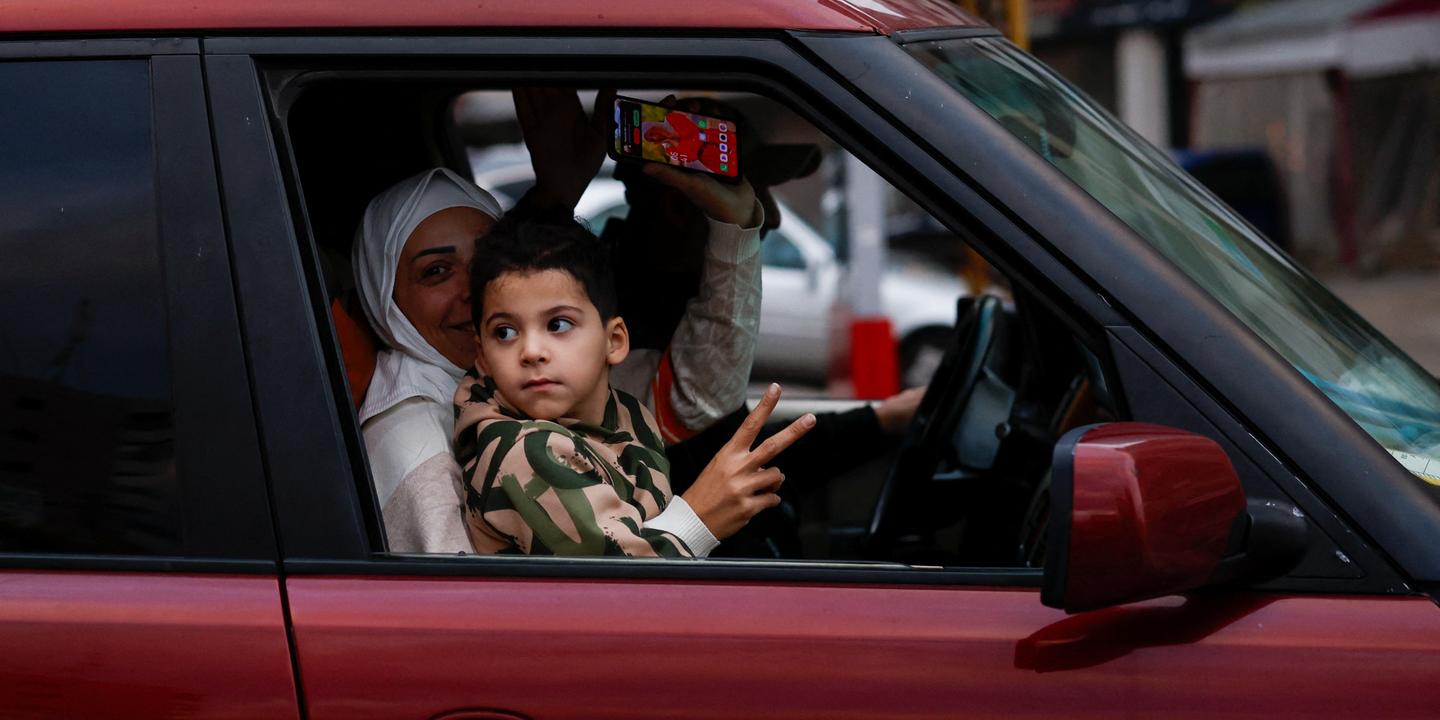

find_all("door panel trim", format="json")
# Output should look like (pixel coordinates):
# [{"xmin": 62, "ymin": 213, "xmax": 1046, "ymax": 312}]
[{"xmin": 286, "ymin": 558, "xmax": 1042, "ymax": 586}]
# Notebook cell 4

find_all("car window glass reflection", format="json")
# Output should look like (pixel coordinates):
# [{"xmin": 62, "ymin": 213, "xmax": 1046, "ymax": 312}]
[
  {"xmin": 0, "ymin": 60, "xmax": 180, "ymax": 555},
  {"xmin": 913, "ymin": 38, "xmax": 1440, "ymax": 504}
]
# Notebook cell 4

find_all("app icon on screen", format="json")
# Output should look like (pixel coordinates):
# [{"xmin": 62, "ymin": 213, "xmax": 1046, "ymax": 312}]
[
  {"xmin": 720, "ymin": 153, "xmax": 729, "ymax": 162},
  {"xmin": 720, "ymin": 143, "xmax": 728, "ymax": 152}
]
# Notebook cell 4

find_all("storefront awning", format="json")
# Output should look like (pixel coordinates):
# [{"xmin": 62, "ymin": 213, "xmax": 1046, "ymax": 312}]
[{"xmin": 1185, "ymin": 0, "xmax": 1440, "ymax": 79}]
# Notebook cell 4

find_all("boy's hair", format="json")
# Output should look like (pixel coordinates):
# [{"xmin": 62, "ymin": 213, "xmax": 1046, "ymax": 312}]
[{"xmin": 469, "ymin": 208, "xmax": 618, "ymax": 327}]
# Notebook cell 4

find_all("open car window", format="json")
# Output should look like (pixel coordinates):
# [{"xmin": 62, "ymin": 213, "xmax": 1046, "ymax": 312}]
[{"xmin": 278, "ymin": 78, "xmax": 1117, "ymax": 569}]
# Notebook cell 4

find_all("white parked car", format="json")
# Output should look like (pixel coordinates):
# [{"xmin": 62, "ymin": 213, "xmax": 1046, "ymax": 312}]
[{"xmin": 473, "ymin": 159, "xmax": 968, "ymax": 388}]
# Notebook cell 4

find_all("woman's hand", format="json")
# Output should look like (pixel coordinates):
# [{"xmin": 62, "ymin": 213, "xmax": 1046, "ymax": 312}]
[
  {"xmin": 640, "ymin": 94, "xmax": 759, "ymax": 227},
  {"xmin": 682, "ymin": 384, "xmax": 815, "ymax": 540},
  {"xmin": 514, "ymin": 87, "xmax": 615, "ymax": 211},
  {"xmin": 642, "ymin": 163, "xmax": 760, "ymax": 227}
]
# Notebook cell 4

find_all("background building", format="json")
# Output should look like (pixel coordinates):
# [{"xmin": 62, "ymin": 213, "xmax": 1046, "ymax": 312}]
[{"xmin": 1185, "ymin": 0, "xmax": 1440, "ymax": 270}]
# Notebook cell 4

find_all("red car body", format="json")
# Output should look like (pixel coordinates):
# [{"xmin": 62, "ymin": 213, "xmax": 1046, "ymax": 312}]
[
  {"xmin": 4, "ymin": 0, "xmax": 977, "ymax": 34},
  {"xmin": 3, "ymin": 1, "xmax": 1440, "ymax": 718}
]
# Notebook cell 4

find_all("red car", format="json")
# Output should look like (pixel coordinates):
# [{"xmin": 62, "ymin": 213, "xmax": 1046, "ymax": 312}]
[{"xmin": 3, "ymin": 1, "xmax": 1439, "ymax": 718}]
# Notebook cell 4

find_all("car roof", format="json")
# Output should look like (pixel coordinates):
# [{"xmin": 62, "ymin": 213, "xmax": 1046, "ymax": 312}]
[{"xmin": 7, "ymin": 0, "xmax": 983, "ymax": 35}]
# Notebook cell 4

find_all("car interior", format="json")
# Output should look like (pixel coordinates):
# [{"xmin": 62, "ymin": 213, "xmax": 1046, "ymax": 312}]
[{"xmin": 272, "ymin": 74, "xmax": 1119, "ymax": 570}]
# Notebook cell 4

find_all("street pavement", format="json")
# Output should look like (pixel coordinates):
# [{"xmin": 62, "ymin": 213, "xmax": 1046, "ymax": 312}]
[{"xmin": 1322, "ymin": 271, "xmax": 1440, "ymax": 375}]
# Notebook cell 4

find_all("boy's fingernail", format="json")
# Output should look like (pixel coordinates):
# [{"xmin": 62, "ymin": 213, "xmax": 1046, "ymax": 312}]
[
  {"xmin": 801, "ymin": 413, "xmax": 816, "ymax": 428},
  {"xmin": 767, "ymin": 382, "xmax": 780, "ymax": 397}
]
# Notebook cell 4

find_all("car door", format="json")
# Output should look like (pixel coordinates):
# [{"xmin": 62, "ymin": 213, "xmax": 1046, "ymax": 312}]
[
  {"xmin": 0, "ymin": 40, "xmax": 298, "ymax": 718},
  {"xmin": 205, "ymin": 30, "xmax": 1440, "ymax": 720}
]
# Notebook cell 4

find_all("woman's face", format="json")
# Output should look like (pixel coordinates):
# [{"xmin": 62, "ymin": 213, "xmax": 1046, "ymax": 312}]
[{"xmin": 392, "ymin": 206, "xmax": 495, "ymax": 369}]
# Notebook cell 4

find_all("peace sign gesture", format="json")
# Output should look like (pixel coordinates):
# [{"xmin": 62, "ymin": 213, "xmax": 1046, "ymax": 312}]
[{"xmin": 681, "ymin": 384, "xmax": 816, "ymax": 540}]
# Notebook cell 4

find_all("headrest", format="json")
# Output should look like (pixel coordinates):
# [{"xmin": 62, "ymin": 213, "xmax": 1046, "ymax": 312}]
[{"xmin": 331, "ymin": 298, "xmax": 378, "ymax": 410}]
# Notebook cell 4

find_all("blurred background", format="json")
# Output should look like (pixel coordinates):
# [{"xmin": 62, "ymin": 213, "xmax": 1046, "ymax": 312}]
[
  {"xmin": 1003, "ymin": 0, "xmax": 1440, "ymax": 369},
  {"xmin": 451, "ymin": 0, "xmax": 1439, "ymax": 399}
]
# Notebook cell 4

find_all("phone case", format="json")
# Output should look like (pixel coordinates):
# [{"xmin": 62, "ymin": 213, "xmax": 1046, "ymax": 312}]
[{"xmin": 608, "ymin": 95, "xmax": 742, "ymax": 184}]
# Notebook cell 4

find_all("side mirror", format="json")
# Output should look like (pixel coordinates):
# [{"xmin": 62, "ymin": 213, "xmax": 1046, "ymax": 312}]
[{"xmin": 1042, "ymin": 423, "xmax": 1248, "ymax": 614}]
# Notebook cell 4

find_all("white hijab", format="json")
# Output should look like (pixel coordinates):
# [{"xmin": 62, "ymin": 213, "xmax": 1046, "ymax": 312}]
[{"xmin": 353, "ymin": 167, "xmax": 503, "ymax": 425}]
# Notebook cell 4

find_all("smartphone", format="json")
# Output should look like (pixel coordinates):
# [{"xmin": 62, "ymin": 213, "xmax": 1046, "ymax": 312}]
[{"xmin": 609, "ymin": 94, "xmax": 741, "ymax": 182}]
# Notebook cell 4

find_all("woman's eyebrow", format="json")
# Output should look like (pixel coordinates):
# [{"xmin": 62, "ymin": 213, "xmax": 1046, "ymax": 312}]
[{"xmin": 412, "ymin": 245, "xmax": 457, "ymax": 260}]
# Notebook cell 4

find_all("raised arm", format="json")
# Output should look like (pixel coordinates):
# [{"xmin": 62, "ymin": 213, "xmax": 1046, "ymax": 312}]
[{"xmin": 640, "ymin": 163, "xmax": 763, "ymax": 442}]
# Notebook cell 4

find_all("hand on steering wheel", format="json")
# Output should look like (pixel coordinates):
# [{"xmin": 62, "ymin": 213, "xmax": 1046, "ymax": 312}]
[{"xmin": 866, "ymin": 295, "xmax": 1006, "ymax": 558}]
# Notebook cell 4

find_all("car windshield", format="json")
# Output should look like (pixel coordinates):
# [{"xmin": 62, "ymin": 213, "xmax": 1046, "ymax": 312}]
[{"xmin": 907, "ymin": 37, "xmax": 1440, "ymax": 500}]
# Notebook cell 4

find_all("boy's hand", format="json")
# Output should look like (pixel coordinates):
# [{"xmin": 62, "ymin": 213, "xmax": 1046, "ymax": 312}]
[
  {"xmin": 682, "ymin": 384, "xmax": 815, "ymax": 541},
  {"xmin": 514, "ymin": 87, "xmax": 615, "ymax": 211}
]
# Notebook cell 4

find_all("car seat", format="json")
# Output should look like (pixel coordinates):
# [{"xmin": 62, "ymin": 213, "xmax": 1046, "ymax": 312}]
[{"xmin": 331, "ymin": 297, "xmax": 378, "ymax": 410}]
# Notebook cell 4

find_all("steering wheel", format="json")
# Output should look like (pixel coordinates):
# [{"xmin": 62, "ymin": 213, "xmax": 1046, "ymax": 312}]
[{"xmin": 866, "ymin": 294, "xmax": 1007, "ymax": 558}]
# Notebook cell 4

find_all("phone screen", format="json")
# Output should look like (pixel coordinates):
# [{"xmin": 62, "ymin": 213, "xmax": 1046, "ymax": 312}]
[{"xmin": 611, "ymin": 96, "xmax": 740, "ymax": 180}]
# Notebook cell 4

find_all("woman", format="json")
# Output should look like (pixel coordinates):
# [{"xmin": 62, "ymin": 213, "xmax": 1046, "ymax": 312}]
[
  {"xmin": 353, "ymin": 167, "xmax": 497, "ymax": 553},
  {"xmin": 353, "ymin": 164, "xmax": 766, "ymax": 554}
]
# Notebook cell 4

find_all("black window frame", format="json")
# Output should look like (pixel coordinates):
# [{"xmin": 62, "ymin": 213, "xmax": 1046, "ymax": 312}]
[{"xmin": 0, "ymin": 38, "xmax": 276, "ymax": 572}]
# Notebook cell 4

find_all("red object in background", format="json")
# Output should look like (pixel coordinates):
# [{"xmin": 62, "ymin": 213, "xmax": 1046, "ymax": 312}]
[
  {"xmin": 1061, "ymin": 423, "xmax": 1246, "ymax": 613},
  {"xmin": 849, "ymin": 316, "xmax": 899, "ymax": 399},
  {"xmin": 1358, "ymin": 0, "xmax": 1440, "ymax": 22},
  {"xmin": 0, "ymin": 571, "xmax": 299, "ymax": 718}
]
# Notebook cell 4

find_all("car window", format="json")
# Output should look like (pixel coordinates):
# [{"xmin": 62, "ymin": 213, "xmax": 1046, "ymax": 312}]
[
  {"xmin": 761, "ymin": 235, "xmax": 806, "ymax": 270},
  {"xmin": 910, "ymin": 37, "xmax": 1440, "ymax": 506},
  {"xmin": 0, "ymin": 60, "xmax": 181, "ymax": 555},
  {"xmin": 278, "ymin": 77, "xmax": 1112, "ymax": 569},
  {"xmin": 583, "ymin": 200, "xmax": 629, "ymax": 237}
]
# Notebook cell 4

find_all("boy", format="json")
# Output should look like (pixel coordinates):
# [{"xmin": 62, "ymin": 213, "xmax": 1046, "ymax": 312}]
[{"xmin": 453, "ymin": 211, "xmax": 813, "ymax": 557}]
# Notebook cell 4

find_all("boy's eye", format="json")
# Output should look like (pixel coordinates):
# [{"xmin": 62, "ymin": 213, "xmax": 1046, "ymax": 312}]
[
  {"xmin": 548, "ymin": 318, "xmax": 575, "ymax": 333},
  {"xmin": 493, "ymin": 326, "xmax": 518, "ymax": 341}
]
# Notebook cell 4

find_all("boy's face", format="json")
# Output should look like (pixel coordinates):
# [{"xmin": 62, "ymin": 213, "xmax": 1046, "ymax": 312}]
[{"xmin": 474, "ymin": 269, "xmax": 628, "ymax": 424}]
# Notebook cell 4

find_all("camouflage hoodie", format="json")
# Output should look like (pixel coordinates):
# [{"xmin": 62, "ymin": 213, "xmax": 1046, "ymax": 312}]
[{"xmin": 452, "ymin": 370, "xmax": 693, "ymax": 557}]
